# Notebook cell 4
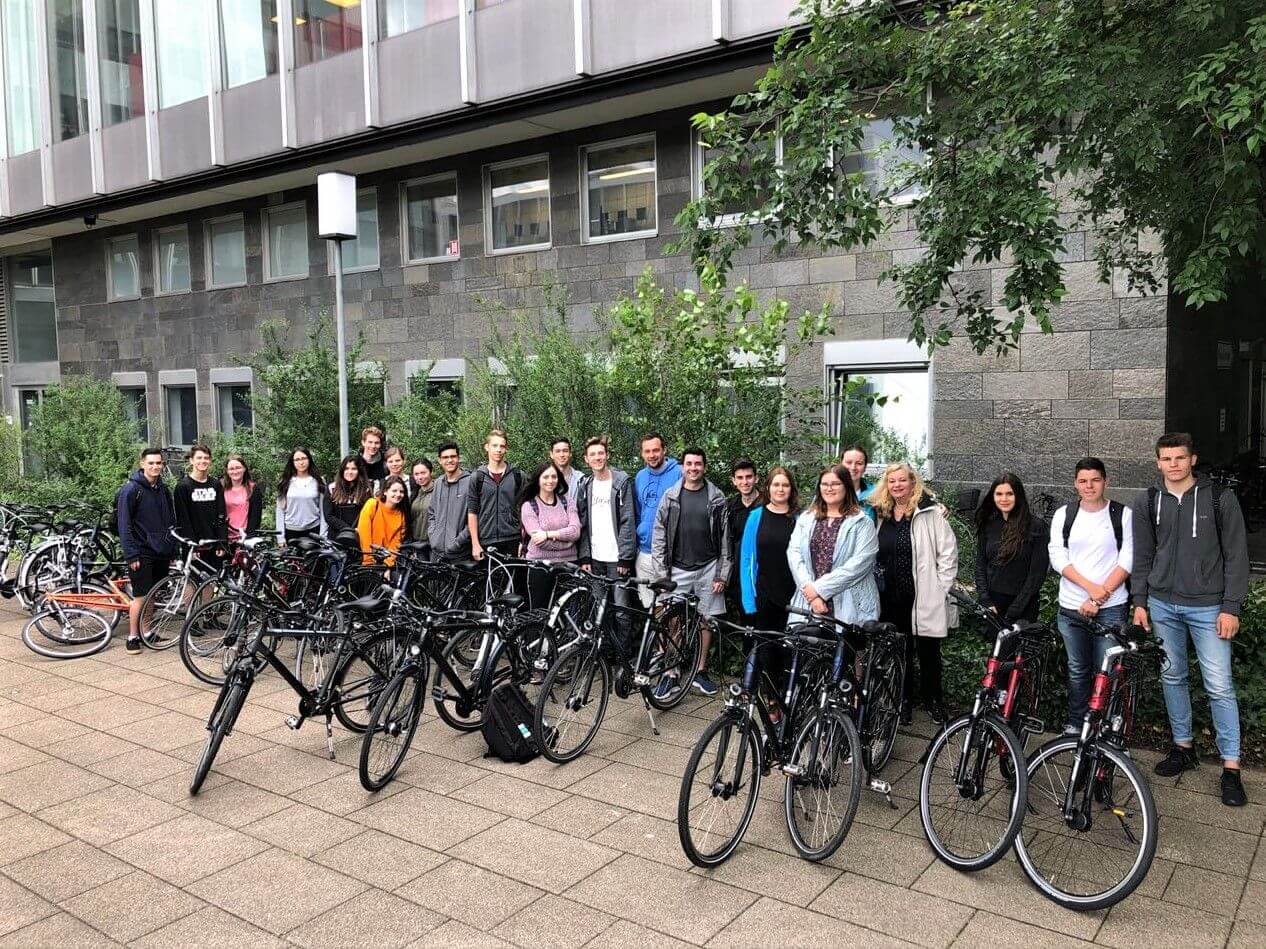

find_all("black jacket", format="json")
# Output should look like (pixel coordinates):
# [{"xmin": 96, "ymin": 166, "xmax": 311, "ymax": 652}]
[
  {"xmin": 466, "ymin": 464, "xmax": 524, "ymax": 546},
  {"xmin": 118, "ymin": 469, "xmax": 177, "ymax": 561},
  {"xmin": 974, "ymin": 512, "xmax": 1048, "ymax": 621},
  {"xmin": 174, "ymin": 475, "xmax": 227, "ymax": 542}
]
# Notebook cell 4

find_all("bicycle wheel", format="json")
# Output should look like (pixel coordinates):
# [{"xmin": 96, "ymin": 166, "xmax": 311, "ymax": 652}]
[
  {"xmin": 333, "ymin": 629, "xmax": 412, "ymax": 733},
  {"xmin": 44, "ymin": 580, "xmax": 124, "ymax": 634},
  {"xmin": 19, "ymin": 544, "xmax": 70, "ymax": 611},
  {"xmin": 139, "ymin": 574, "xmax": 189, "ymax": 651},
  {"xmin": 432, "ymin": 625, "xmax": 492, "ymax": 732},
  {"xmin": 677, "ymin": 713, "xmax": 762, "ymax": 867},
  {"xmin": 1015, "ymin": 737, "xmax": 1158, "ymax": 910},
  {"xmin": 646, "ymin": 603, "xmax": 702, "ymax": 711},
  {"xmin": 535, "ymin": 648, "xmax": 610, "ymax": 764},
  {"xmin": 785, "ymin": 706, "xmax": 864, "ymax": 861},
  {"xmin": 359, "ymin": 664, "xmax": 426, "ymax": 791},
  {"xmin": 862, "ymin": 646, "xmax": 903, "ymax": 774},
  {"xmin": 190, "ymin": 675, "xmax": 250, "ymax": 795},
  {"xmin": 181, "ymin": 597, "xmax": 257, "ymax": 687},
  {"xmin": 920, "ymin": 712, "xmax": 1029, "ymax": 872},
  {"xmin": 22, "ymin": 606, "xmax": 112, "ymax": 659}
]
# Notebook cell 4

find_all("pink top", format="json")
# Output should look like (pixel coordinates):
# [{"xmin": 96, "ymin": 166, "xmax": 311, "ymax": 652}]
[
  {"xmin": 224, "ymin": 483, "xmax": 250, "ymax": 539},
  {"xmin": 521, "ymin": 496, "xmax": 581, "ymax": 561}
]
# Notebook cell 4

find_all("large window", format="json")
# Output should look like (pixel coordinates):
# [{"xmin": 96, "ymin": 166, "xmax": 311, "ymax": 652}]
[
  {"xmin": 692, "ymin": 129, "xmax": 780, "ymax": 227},
  {"xmin": 49, "ymin": 0, "xmax": 89, "ymax": 142},
  {"xmin": 582, "ymin": 136, "xmax": 656, "ymax": 242},
  {"xmin": 402, "ymin": 174, "xmax": 458, "ymax": 263},
  {"xmin": 154, "ymin": 0, "xmax": 206, "ymax": 108},
  {"xmin": 165, "ymin": 385, "xmax": 198, "ymax": 446},
  {"xmin": 206, "ymin": 215, "xmax": 246, "ymax": 288},
  {"xmin": 263, "ymin": 203, "xmax": 309, "ymax": 280},
  {"xmin": 219, "ymin": 0, "xmax": 278, "ymax": 87},
  {"xmin": 836, "ymin": 117, "xmax": 925, "ymax": 205},
  {"xmin": 379, "ymin": 0, "xmax": 457, "ymax": 37},
  {"xmin": 120, "ymin": 386, "xmax": 148, "ymax": 440},
  {"xmin": 485, "ymin": 157, "xmax": 550, "ymax": 254},
  {"xmin": 825, "ymin": 341, "xmax": 930, "ymax": 467},
  {"xmin": 3, "ymin": 0, "xmax": 41, "ymax": 154},
  {"xmin": 97, "ymin": 0, "xmax": 143, "ymax": 126},
  {"xmin": 334, "ymin": 190, "xmax": 379, "ymax": 272},
  {"xmin": 9, "ymin": 253, "xmax": 57, "ymax": 363},
  {"xmin": 106, "ymin": 234, "xmax": 140, "ymax": 300},
  {"xmin": 155, "ymin": 226, "xmax": 190, "ymax": 294},
  {"xmin": 216, "ymin": 384, "xmax": 252, "ymax": 434},
  {"xmin": 294, "ymin": 0, "xmax": 362, "ymax": 67}
]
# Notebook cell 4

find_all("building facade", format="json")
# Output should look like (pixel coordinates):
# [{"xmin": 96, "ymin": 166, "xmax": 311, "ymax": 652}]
[{"xmin": 0, "ymin": 0, "xmax": 1176, "ymax": 492}]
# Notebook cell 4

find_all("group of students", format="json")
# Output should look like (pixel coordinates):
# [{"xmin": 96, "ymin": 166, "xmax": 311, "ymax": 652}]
[{"xmin": 114, "ymin": 426, "xmax": 1250, "ymax": 806}]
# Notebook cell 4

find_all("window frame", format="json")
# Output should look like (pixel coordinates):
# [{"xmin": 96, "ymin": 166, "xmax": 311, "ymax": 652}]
[
  {"xmin": 152, "ymin": 224, "xmax": 191, "ymax": 296},
  {"xmin": 118, "ymin": 385, "xmax": 149, "ymax": 441},
  {"xmin": 163, "ymin": 383, "xmax": 199, "ymax": 448},
  {"xmin": 399, "ymin": 171, "xmax": 461, "ymax": 265},
  {"xmin": 327, "ymin": 187, "xmax": 380, "ymax": 275},
  {"xmin": 405, "ymin": 357, "xmax": 466, "ymax": 400},
  {"xmin": 204, "ymin": 213, "xmax": 247, "ymax": 289},
  {"xmin": 579, "ymin": 133, "xmax": 659, "ymax": 245},
  {"xmin": 105, "ymin": 233, "xmax": 142, "ymax": 301},
  {"xmin": 261, "ymin": 201, "xmax": 310, "ymax": 283},
  {"xmin": 214, "ymin": 381, "xmax": 253, "ymax": 435},
  {"xmin": 483, "ymin": 154, "xmax": 552, "ymax": 256},
  {"xmin": 832, "ymin": 114, "xmax": 927, "ymax": 209},
  {"xmin": 691, "ymin": 126, "xmax": 783, "ymax": 230}
]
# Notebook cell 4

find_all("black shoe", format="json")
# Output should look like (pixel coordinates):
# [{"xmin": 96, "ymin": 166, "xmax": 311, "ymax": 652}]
[
  {"xmin": 1153, "ymin": 745, "xmax": 1200, "ymax": 777},
  {"xmin": 125, "ymin": 637, "xmax": 142, "ymax": 654},
  {"xmin": 1222, "ymin": 768, "xmax": 1248, "ymax": 807},
  {"xmin": 927, "ymin": 701, "xmax": 951, "ymax": 726},
  {"xmin": 899, "ymin": 703, "xmax": 913, "ymax": 727}
]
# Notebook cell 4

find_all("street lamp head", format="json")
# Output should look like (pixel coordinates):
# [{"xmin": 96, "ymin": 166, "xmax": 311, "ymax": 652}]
[{"xmin": 317, "ymin": 172, "xmax": 358, "ymax": 241}]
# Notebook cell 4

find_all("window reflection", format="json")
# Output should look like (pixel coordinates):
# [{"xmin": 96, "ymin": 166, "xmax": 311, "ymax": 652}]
[{"xmin": 294, "ymin": 0, "xmax": 362, "ymax": 66}]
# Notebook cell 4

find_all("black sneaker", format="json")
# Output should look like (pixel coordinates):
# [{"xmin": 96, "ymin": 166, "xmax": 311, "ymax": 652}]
[
  {"xmin": 125, "ymin": 637, "xmax": 142, "ymax": 654},
  {"xmin": 899, "ymin": 703, "xmax": 913, "ymax": 727},
  {"xmin": 927, "ymin": 701, "xmax": 951, "ymax": 726},
  {"xmin": 1153, "ymin": 745, "xmax": 1200, "ymax": 777},
  {"xmin": 1222, "ymin": 768, "xmax": 1248, "ymax": 807}
]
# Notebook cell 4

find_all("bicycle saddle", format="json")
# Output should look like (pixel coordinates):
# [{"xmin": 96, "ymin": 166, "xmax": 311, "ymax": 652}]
[
  {"xmin": 335, "ymin": 588, "xmax": 392, "ymax": 614},
  {"xmin": 289, "ymin": 536, "xmax": 323, "ymax": 553},
  {"xmin": 650, "ymin": 578, "xmax": 677, "ymax": 594},
  {"xmin": 860, "ymin": 620, "xmax": 897, "ymax": 637},
  {"xmin": 399, "ymin": 540, "xmax": 429, "ymax": 555},
  {"xmin": 488, "ymin": 593, "xmax": 524, "ymax": 611},
  {"xmin": 26, "ymin": 521, "xmax": 53, "ymax": 533}
]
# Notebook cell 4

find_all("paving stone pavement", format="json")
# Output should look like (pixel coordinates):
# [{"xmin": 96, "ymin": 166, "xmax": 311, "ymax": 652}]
[{"xmin": 1, "ymin": 602, "xmax": 1264, "ymax": 948}]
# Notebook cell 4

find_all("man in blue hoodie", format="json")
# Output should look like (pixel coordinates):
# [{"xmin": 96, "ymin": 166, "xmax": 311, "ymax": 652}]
[
  {"xmin": 634, "ymin": 433, "xmax": 682, "ymax": 607},
  {"xmin": 117, "ymin": 447, "xmax": 177, "ymax": 653}
]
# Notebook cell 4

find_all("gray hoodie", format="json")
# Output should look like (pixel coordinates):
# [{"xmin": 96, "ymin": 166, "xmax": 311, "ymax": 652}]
[
  {"xmin": 428, "ymin": 470, "xmax": 472, "ymax": 560},
  {"xmin": 1130, "ymin": 477, "xmax": 1249, "ymax": 616}
]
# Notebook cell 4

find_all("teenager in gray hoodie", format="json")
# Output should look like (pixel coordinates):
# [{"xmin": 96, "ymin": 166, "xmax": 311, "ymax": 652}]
[
  {"xmin": 428, "ymin": 443, "xmax": 472, "ymax": 561},
  {"xmin": 1132, "ymin": 432, "xmax": 1249, "ymax": 807}
]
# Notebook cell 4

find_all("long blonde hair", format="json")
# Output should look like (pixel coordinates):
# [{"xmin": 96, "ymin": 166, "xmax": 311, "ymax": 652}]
[{"xmin": 869, "ymin": 462, "xmax": 927, "ymax": 520}]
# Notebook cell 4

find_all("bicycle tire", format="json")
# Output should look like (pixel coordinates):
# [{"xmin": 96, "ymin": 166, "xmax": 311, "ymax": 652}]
[
  {"xmin": 862, "ymin": 648, "xmax": 903, "ymax": 774},
  {"xmin": 22, "ymin": 606, "xmax": 112, "ymax": 659},
  {"xmin": 785, "ymin": 706, "xmax": 864, "ymax": 861},
  {"xmin": 359, "ymin": 664, "xmax": 426, "ymax": 791},
  {"xmin": 1015, "ymin": 737, "xmax": 1158, "ymax": 910},
  {"xmin": 432, "ymin": 625, "xmax": 491, "ymax": 732},
  {"xmin": 190, "ymin": 676, "xmax": 249, "ymax": 795},
  {"xmin": 180, "ymin": 596, "xmax": 256, "ymax": 687},
  {"xmin": 534, "ymin": 647, "xmax": 610, "ymax": 764},
  {"xmin": 139, "ymin": 574, "xmax": 189, "ymax": 651},
  {"xmin": 646, "ymin": 602, "xmax": 702, "ymax": 712},
  {"xmin": 677, "ymin": 713, "xmax": 762, "ymax": 867},
  {"xmin": 919, "ymin": 712, "xmax": 1029, "ymax": 872},
  {"xmin": 333, "ymin": 628, "xmax": 412, "ymax": 733}
]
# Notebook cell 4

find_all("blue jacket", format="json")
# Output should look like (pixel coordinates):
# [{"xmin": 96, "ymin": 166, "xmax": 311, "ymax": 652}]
[
  {"xmin": 739, "ymin": 504, "xmax": 765, "ymax": 613},
  {"xmin": 787, "ymin": 509, "xmax": 880, "ymax": 625},
  {"xmin": 634, "ymin": 458, "xmax": 682, "ymax": 554},
  {"xmin": 117, "ymin": 469, "xmax": 177, "ymax": 561},
  {"xmin": 859, "ymin": 480, "xmax": 876, "ymax": 522}
]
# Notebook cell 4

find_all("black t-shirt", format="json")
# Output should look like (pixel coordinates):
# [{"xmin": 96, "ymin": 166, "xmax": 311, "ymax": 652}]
[
  {"xmin": 754, "ymin": 507, "xmax": 796, "ymax": 610},
  {"xmin": 878, "ymin": 516, "xmax": 915, "ymax": 602},
  {"xmin": 673, "ymin": 485, "xmax": 716, "ymax": 570},
  {"xmin": 174, "ymin": 475, "xmax": 227, "ymax": 542}
]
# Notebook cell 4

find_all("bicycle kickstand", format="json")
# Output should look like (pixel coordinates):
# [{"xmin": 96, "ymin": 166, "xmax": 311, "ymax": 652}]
[
  {"xmin": 641, "ymin": 697, "xmax": 661, "ymax": 736},
  {"xmin": 324, "ymin": 714, "xmax": 336, "ymax": 761}
]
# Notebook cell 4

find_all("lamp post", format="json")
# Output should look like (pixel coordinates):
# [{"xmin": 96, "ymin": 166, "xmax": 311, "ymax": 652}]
[{"xmin": 317, "ymin": 171, "xmax": 358, "ymax": 459}]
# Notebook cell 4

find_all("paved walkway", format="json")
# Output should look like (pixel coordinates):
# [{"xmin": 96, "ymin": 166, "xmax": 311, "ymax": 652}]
[{"xmin": 1, "ymin": 603, "xmax": 1264, "ymax": 948}]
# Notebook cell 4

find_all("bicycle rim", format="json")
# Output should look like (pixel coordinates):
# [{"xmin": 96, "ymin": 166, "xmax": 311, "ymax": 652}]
[
  {"xmin": 863, "ymin": 654, "xmax": 902, "ymax": 773},
  {"xmin": 646, "ymin": 606, "xmax": 700, "ymax": 711},
  {"xmin": 181, "ymin": 597, "xmax": 253, "ymax": 686},
  {"xmin": 140, "ymin": 575, "xmax": 187, "ymax": 650},
  {"xmin": 431, "ymin": 626, "xmax": 489, "ymax": 732},
  {"xmin": 334, "ymin": 629, "xmax": 412, "ymax": 733},
  {"xmin": 359, "ymin": 666, "xmax": 426, "ymax": 791},
  {"xmin": 22, "ymin": 607, "xmax": 111, "ymax": 659},
  {"xmin": 535, "ymin": 649, "xmax": 609, "ymax": 764},
  {"xmin": 785, "ymin": 707, "xmax": 864, "ymax": 861},
  {"xmin": 677, "ymin": 713, "xmax": 761, "ymax": 867}
]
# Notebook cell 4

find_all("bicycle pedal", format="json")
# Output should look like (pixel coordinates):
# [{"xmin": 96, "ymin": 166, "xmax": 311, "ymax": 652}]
[
  {"xmin": 868, "ymin": 777, "xmax": 892, "ymax": 795},
  {"xmin": 631, "ymin": 673, "xmax": 650, "ymax": 687},
  {"xmin": 431, "ymin": 686, "xmax": 446, "ymax": 703},
  {"xmin": 284, "ymin": 715, "xmax": 302, "ymax": 730},
  {"xmin": 781, "ymin": 763, "xmax": 804, "ymax": 778}
]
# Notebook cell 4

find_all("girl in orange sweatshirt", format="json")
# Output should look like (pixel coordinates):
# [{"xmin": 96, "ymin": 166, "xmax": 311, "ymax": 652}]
[{"xmin": 357, "ymin": 476, "xmax": 407, "ymax": 565}]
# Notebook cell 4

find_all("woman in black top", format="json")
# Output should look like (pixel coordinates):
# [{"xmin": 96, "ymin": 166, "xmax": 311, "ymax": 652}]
[
  {"xmin": 974, "ymin": 472, "xmax": 1049, "ymax": 623},
  {"xmin": 325, "ymin": 455, "xmax": 370, "ymax": 534},
  {"xmin": 737, "ymin": 466, "xmax": 798, "ymax": 631}
]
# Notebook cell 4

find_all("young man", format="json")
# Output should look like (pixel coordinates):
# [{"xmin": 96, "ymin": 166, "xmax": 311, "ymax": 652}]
[
  {"xmin": 634, "ymin": 433, "xmax": 682, "ymax": 607},
  {"xmin": 428, "ymin": 442, "xmax": 472, "ymax": 562},
  {"xmin": 1047, "ymin": 458, "xmax": 1133, "ymax": 736},
  {"xmin": 725, "ymin": 458, "xmax": 761, "ymax": 618},
  {"xmin": 117, "ymin": 448, "xmax": 177, "ymax": 653},
  {"xmin": 359, "ymin": 426, "xmax": 386, "ymax": 483},
  {"xmin": 550, "ymin": 437, "xmax": 581, "ymax": 498},
  {"xmin": 173, "ymin": 444, "xmax": 227, "ymax": 546},
  {"xmin": 651, "ymin": 447, "xmax": 731, "ymax": 696},
  {"xmin": 576, "ymin": 436, "xmax": 638, "ymax": 583},
  {"xmin": 467, "ymin": 429, "xmax": 524, "ymax": 561},
  {"xmin": 1132, "ymin": 433, "xmax": 1249, "ymax": 806}
]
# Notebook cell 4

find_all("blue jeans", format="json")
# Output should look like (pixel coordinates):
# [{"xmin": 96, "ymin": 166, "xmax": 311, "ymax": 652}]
[
  {"xmin": 1058, "ymin": 604, "xmax": 1126, "ymax": 730},
  {"xmin": 1150, "ymin": 598, "xmax": 1240, "ymax": 762}
]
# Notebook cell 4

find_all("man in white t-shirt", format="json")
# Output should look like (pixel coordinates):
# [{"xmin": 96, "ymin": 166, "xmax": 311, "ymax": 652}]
[
  {"xmin": 1047, "ymin": 457, "xmax": 1134, "ymax": 733},
  {"xmin": 576, "ymin": 438, "xmax": 638, "ymax": 647}
]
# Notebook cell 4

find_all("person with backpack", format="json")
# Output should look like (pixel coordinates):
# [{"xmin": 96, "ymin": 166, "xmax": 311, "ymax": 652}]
[
  {"xmin": 1047, "ymin": 457, "xmax": 1133, "ymax": 735},
  {"xmin": 519, "ymin": 462, "xmax": 581, "ymax": 608},
  {"xmin": 466, "ymin": 429, "xmax": 524, "ymax": 562},
  {"xmin": 221, "ymin": 454, "xmax": 263, "ymax": 540},
  {"xmin": 1132, "ymin": 433, "xmax": 1249, "ymax": 806},
  {"xmin": 117, "ymin": 447, "xmax": 177, "ymax": 654}
]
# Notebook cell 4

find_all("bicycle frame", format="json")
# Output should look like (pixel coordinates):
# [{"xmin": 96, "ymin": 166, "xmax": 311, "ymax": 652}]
[{"xmin": 42, "ymin": 576, "xmax": 132, "ymax": 613}]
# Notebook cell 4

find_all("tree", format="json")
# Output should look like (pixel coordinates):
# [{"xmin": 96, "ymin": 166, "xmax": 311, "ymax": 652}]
[{"xmin": 677, "ymin": 0, "xmax": 1266, "ymax": 353}]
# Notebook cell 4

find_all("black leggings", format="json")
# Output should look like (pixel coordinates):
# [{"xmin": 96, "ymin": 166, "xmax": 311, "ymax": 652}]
[
  {"xmin": 741, "ymin": 605, "xmax": 790, "ymax": 700},
  {"xmin": 882, "ymin": 594, "xmax": 944, "ymax": 705}
]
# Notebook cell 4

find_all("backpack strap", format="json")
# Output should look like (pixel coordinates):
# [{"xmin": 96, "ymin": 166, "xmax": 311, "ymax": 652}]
[
  {"xmin": 1211, "ymin": 483, "xmax": 1224, "ymax": 549},
  {"xmin": 1061, "ymin": 499, "xmax": 1080, "ymax": 548},
  {"xmin": 1108, "ymin": 500, "xmax": 1124, "ymax": 551},
  {"xmin": 1147, "ymin": 487, "xmax": 1158, "ymax": 529}
]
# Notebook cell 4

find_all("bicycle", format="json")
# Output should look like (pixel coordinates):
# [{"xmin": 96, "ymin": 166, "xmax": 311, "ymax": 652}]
[
  {"xmin": 21, "ymin": 575, "xmax": 133, "ymax": 659},
  {"xmin": 1014, "ymin": 618, "xmax": 1164, "ymax": 910},
  {"xmin": 138, "ymin": 531, "xmax": 232, "ymax": 651}
]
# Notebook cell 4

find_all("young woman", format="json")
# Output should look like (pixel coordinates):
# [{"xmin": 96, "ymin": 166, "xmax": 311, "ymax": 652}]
[
  {"xmin": 380, "ymin": 445, "xmax": 413, "ymax": 505},
  {"xmin": 738, "ymin": 466, "xmax": 799, "ymax": 633},
  {"xmin": 409, "ymin": 458, "xmax": 435, "ymax": 554},
  {"xmin": 326, "ymin": 455, "xmax": 371, "ymax": 534},
  {"xmin": 974, "ymin": 472, "xmax": 1049, "ymax": 624},
  {"xmin": 357, "ymin": 475, "xmax": 408, "ymax": 565},
  {"xmin": 276, "ymin": 447, "xmax": 327, "ymax": 542},
  {"xmin": 519, "ymin": 461, "xmax": 581, "ymax": 608},
  {"xmin": 841, "ymin": 443, "xmax": 876, "ymax": 519},
  {"xmin": 872, "ymin": 462, "xmax": 959, "ymax": 725},
  {"xmin": 221, "ymin": 454, "xmax": 263, "ymax": 540}
]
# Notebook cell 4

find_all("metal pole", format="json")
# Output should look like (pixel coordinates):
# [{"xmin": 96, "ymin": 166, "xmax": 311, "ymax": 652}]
[{"xmin": 333, "ymin": 238, "xmax": 349, "ymax": 460}]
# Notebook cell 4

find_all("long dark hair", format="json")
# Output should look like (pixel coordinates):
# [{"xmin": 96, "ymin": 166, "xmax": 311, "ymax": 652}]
[
  {"xmin": 810, "ymin": 464, "xmax": 860, "ymax": 519},
  {"xmin": 518, "ymin": 462, "xmax": 568, "ymax": 509},
  {"xmin": 975, "ymin": 471, "xmax": 1034, "ymax": 563},
  {"xmin": 329, "ymin": 454, "xmax": 370, "ymax": 506},
  {"xmin": 278, "ymin": 447, "xmax": 326, "ymax": 505}
]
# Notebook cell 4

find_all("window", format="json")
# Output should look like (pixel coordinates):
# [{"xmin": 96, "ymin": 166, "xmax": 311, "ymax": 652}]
[
  {"xmin": 97, "ymin": 0, "xmax": 143, "ymax": 126},
  {"xmin": 120, "ymin": 386, "xmax": 148, "ymax": 440},
  {"xmin": 294, "ymin": 0, "xmax": 362, "ymax": 67},
  {"xmin": 165, "ymin": 385, "xmax": 198, "ymax": 446},
  {"xmin": 154, "ymin": 0, "xmax": 207, "ymax": 108},
  {"xmin": 17, "ymin": 388, "xmax": 43, "ymax": 474},
  {"xmin": 216, "ymin": 384, "xmax": 252, "ymax": 434},
  {"xmin": 582, "ymin": 136, "xmax": 657, "ymax": 242},
  {"xmin": 485, "ymin": 157, "xmax": 550, "ymax": 253},
  {"xmin": 49, "ymin": 0, "xmax": 89, "ymax": 141},
  {"xmin": 3, "ymin": 0, "xmax": 40, "ymax": 154},
  {"xmin": 379, "ymin": 0, "xmax": 457, "ymax": 37},
  {"xmin": 825, "ymin": 341, "xmax": 930, "ymax": 467},
  {"xmin": 206, "ymin": 215, "xmax": 246, "ymax": 288},
  {"xmin": 692, "ymin": 128, "xmax": 781, "ymax": 227},
  {"xmin": 155, "ymin": 226, "xmax": 190, "ymax": 294},
  {"xmin": 263, "ymin": 203, "xmax": 309, "ymax": 280},
  {"xmin": 333, "ymin": 190, "xmax": 379, "ymax": 272},
  {"xmin": 835, "ymin": 117, "xmax": 925, "ymax": 205},
  {"xmin": 9, "ymin": 253, "xmax": 58, "ymax": 363},
  {"xmin": 106, "ymin": 234, "xmax": 140, "ymax": 300},
  {"xmin": 219, "ymin": 0, "xmax": 278, "ymax": 88},
  {"xmin": 401, "ymin": 174, "xmax": 458, "ymax": 263}
]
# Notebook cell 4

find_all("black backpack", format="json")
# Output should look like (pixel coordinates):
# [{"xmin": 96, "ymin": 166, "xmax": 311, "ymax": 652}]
[
  {"xmin": 481, "ymin": 682, "xmax": 541, "ymax": 763},
  {"xmin": 1062, "ymin": 499, "xmax": 1126, "ymax": 551}
]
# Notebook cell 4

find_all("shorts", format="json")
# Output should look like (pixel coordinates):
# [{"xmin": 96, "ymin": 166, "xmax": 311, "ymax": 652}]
[
  {"xmin": 129, "ymin": 558, "xmax": 171, "ymax": 597},
  {"xmin": 670, "ymin": 561, "xmax": 726, "ymax": 616}
]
